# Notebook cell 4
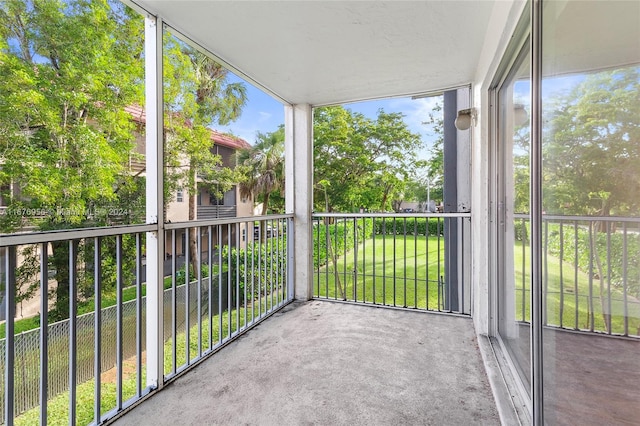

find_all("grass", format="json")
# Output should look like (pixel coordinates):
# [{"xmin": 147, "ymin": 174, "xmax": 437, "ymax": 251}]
[
  {"xmin": 13, "ymin": 287, "xmax": 286, "ymax": 426},
  {"xmin": 314, "ymin": 235, "xmax": 449, "ymax": 310},
  {"xmin": 512, "ymin": 241, "xmax": 640, "ymax": 335},
  {"xmin": 314, "ymin": 233, "xmax": 640, "ymax": 334}
]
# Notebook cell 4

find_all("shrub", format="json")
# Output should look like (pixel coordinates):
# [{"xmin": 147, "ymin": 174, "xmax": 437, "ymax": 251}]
[{"xmin": 372, "ymin": 217, "xmax": 444, "ymax": 237}]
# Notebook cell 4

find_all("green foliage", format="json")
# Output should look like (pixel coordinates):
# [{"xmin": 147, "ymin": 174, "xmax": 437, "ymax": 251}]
[
  {"xmin": 236, "ymin": 126, "xmax": 285, "ymax": 215},
  {"xmin": 0, "ymin": 0, "xmax": 144, "ymax": 229},
  {"xmin": 162, "ymin": 34, "xmax": 247, "ymax": 206},
  {"xmin": 0, "ymin": 3, "xmax": 248, "ymax": 318},
  {"xmin": 313, "ymin": 106, "xmax": 424, "ymax": 212},
  {"xmin": 312, "ymin": 218, "xmax": 374, "ymax": 268},
  {"xmin": 542, "ymin": 66, "xmax": 640, "ymax": 216},
  {"xmin": 372, "ymin": 217, "xmax": 444, "ymax": 238},
  {"xmin": 0, "ymin": 0, "xmax": 146, "ymax": 319},
  {"xmin": 545, "ymin": 222, "xmax": 640, "ymax": 298}
]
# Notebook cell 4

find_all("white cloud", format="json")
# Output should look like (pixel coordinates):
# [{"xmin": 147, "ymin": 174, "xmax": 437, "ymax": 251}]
[
  {"xmin": 258, "ymin": 111, "xmax": 272, "ymax": 123},
  {"xmin": 400, "ymin": 96, "xmax": 442, "ymax": 137}
]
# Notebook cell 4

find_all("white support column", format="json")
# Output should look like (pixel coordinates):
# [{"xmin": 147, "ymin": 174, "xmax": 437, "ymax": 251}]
[
  {"xmin": 144, "ymin": 15, "xmax": 165, "ymax": 389},
  {"xmin": 284, "ymin": 104, "xmax": 313, "ymax": 300},
  {"xmin": 456, "ymin": 88, "xmax": 472, "ymax": 314}
]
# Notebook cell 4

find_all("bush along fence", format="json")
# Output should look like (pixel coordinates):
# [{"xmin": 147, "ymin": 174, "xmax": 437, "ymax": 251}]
[{"xmin": 312, "ymin": 217, "xmax": 445, "ymax": 270}]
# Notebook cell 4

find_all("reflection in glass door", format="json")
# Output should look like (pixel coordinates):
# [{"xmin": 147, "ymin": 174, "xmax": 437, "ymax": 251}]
[
  {"xmin": 496, "ymin": 45, "xmax": 531, "ymax": 393},
  {"xmin": 540, "ymin": 1, "xmax": 640, "ymax": 424}
]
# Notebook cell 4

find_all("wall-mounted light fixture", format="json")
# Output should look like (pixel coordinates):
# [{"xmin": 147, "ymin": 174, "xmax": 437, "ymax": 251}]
[
  {"xmin": 454, "ymin": 108, "xmax": 477, "ymax": 131},
  {"xmin": 514, "ymin": 104, "xmax": 528, "ymax": 127}
]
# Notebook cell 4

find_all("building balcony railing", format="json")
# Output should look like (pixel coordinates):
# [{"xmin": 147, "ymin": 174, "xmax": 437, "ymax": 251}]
[
  {"xmin": 196, "ymin": 205, "xmax": 236, "ymax": 220},
  {"xmin": 0, "ymin": 214, "xmax": 292, "ymax": 425},
  {"xmin": 3, "ymin": 211, "xmax": 639, "ymax": 425},
  {"xmin": 312, "ymin": 212, "xmax": 472, "ymax": 315}
]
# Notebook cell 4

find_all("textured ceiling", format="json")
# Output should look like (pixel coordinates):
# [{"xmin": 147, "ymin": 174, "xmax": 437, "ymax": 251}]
[{"xmin": 131, "ymin": 1, "xmax": 497, "ymax": 105}]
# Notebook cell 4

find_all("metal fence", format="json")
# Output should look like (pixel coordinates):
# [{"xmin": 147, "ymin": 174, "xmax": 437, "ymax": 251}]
[
  {"xmin": 513, "ymin": 214, "xmax": 640, "ymax": 337},
  {"xmin": 312, "ymin": 213, "xmax": 471, "ymax": 315},
  {"xmin": 0, "ymin": 293, "xmax": 141, "ymax": 420}
]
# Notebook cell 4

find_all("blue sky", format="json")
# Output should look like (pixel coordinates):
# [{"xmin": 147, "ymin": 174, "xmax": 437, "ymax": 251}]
[{"xmin": 218, "ymin": 74, "xmax": 442, "ymax": 162}]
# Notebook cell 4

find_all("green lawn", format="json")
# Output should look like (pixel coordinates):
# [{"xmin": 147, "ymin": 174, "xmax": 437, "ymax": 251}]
[
  {"xmin": 313, "ymin": 234, "xmax": 640, "ymax": 335},
  {"xmin": 513, "ymin": 241, "xmax": 640, "ymax": 335},
  {"xmin": 13, "ymin": 288, "xmax": 285, "ymax": 426},
  {"xmin": 314, "ymin": 235, "xmax": 449, "ymax": 310}
]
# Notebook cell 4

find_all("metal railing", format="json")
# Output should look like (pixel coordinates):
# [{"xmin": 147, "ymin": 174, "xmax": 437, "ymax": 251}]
[
  {"xmin": 513, "ymin": 214, "xmax": 640, "ymax": 337},
  {"xmin": 163, "ymin": 215, "xmax": 292, "ymax": 378},
  {"xmin": 312, "ymin": 213, "xmax": 471, "ymax": 315},
  {"xmin": 0, "ymin": 214, "xmax": 293, "ymax": 425}
]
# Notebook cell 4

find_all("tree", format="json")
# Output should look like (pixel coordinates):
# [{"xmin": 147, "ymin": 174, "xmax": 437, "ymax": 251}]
[
  {"xmin": 162, "ymin": 35, "xmax": 247, "ymax": 275},
  {"xmin": 543, "ymin": 67, "xmax": 640, "ymax": 216},
  {"xmin": 542, "ymin": 66, "xmax": 640, "ymax": 331},
  {"xmin": 423, "ymin": 103, "xmax": 444, "ymax": 205},
  {"xmin": 313, "ymin": 106, "xmax": 424, "ymax": 212},
  {"xmin": 236, "ymin": 125, "xmax": 285, "ymax": 217},
  {"xmin": 0, "ymin": 0, "xmax": 145, "ymax": 320}
]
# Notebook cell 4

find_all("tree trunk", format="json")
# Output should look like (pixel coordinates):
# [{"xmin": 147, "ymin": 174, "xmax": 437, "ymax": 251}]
[
  {"xmin": 320, "ymin": 188, "xmax": 344, "ymax": 299},
  {"xmin": 590, "ymin": 221, "xmax": 610, "ymax": 333},
  {"xmin": 259, "ymin": 192, "xmax": 270, "ymax": 243},
  {"xmin": 326, "ymin": 230, "xmax": 345, "ymax": 300},
  {"xmin": 50, "ymin": 241, "xmax": 71, "ymax": 322},
  {"xmin": 188, "ymin": 173, "xmax": 198, "ymax": 279},
  {"xmin": 380, "ymin": 184, "xmax": 392, "ymax": 211}
]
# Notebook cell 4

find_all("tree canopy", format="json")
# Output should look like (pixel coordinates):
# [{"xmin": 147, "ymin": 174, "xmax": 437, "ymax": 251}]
[
  {"xmin": 543, "ymin": 67, "xmax": 640, "ymax": 216},
  {"xmin": 0, "ymin": 0, "xmax": 144, "ymax": 229},
  {"xmin": 313, "ymin": 106, "xmax": 424, "ymax": 212},
  {"xmin": 0, "ymin": 0, "xmax": 248, "ymax": 319},
  {"xmin": 236, "ymin": 125, "xmax": 285, "ymax": 216}
]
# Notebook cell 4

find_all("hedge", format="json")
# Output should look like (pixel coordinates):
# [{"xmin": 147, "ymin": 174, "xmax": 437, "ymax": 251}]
[{"xmin": 543, "ymin": 221, "xmax": 640, "ymax": 298}]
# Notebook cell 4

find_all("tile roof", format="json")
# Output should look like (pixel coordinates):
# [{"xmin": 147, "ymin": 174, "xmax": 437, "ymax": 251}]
[{"xmin": 124, "ymin": 105, "xmax": 251, "ymax": 150}]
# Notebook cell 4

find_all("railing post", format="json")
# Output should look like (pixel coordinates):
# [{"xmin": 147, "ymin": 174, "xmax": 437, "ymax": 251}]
[
  {"xmin": 4, "ymin": 246, "xmax": 16, "ymax": 425},
  {"xmin": 145, "ymin": 14, "xmax": 165, "ymax": 390}
]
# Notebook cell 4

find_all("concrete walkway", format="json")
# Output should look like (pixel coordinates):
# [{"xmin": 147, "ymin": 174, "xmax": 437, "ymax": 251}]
[{"xmin": 113, "ymin": 301, "xmax": 499, "ymax": 426}]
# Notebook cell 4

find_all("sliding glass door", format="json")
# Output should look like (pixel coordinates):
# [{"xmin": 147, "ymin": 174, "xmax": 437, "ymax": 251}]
[
  {"xmin": 540, "ymin": 1, "xmax": 640, "ymax": 424},
  {"xmin": 496, "ymin": 45, "xmax": 532, "ymax": 396},
  {"xmin": 493, "ymin": 1, "xmax": 640, "ymax": 424}
]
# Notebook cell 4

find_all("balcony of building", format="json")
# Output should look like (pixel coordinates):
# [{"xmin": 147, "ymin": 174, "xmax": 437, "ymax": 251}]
[{"xmin": 1, "ymin": 1, "xmax": 640, "ymax": 425}]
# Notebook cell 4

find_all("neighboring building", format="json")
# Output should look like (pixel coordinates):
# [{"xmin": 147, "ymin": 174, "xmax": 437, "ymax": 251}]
[
  {"xmin": 0, "ymin": 106, "xmax": 254, "ymax": 320},
  {"xmin": 125, "ymin": 105, "xmax": 254, "ymax": 256}
]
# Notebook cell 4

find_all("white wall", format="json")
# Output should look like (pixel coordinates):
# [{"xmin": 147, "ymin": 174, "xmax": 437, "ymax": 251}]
[{"xmin": 470, "ymin": 0, "xmax": 528, "ymax": 336}]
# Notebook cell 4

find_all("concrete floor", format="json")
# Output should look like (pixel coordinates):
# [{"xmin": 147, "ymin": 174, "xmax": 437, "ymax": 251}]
[{"xmin": 113, "ymin": 301, "xmax": 500, "ymax": 426}]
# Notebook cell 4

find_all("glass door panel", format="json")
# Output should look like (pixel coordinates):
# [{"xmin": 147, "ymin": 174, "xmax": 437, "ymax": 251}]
[
  {"xmin": 541, "ymin": 1, "xmax": 640, "ymax": 423},
  {"xmin": 497, "ymin": 46, "xmax": 532, "ymax": 392}
]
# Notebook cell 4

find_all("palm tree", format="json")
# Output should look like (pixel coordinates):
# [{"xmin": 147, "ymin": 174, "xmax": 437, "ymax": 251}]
[
  {"xmin": 176, "ymin": 45, "xmax": 247, "ymax": 275},
  {"xmin": 237, "ymin": 126, "xmax": 285, "ymax": 219}
]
